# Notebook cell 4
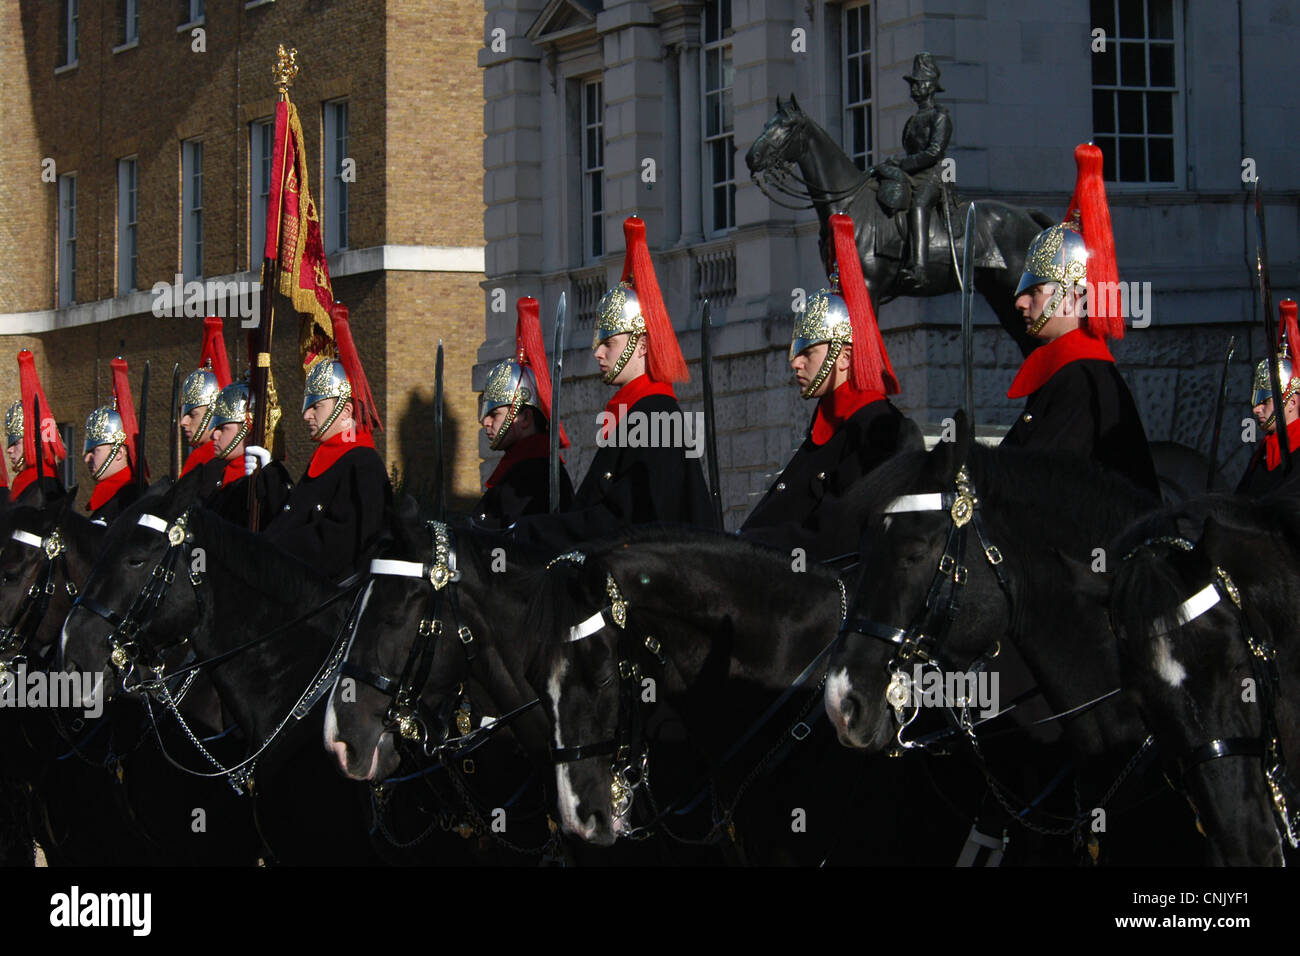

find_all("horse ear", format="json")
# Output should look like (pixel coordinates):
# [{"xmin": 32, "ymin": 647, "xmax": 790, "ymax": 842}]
[
  {"xmin": 897, "ymin": 417, "xmax": 925, "ymax": 454},
  {"xmin": 789, "ymin": 93, "xmax": 802, "ymax": 113},
  {"xmin": 1056, "ymin": 547, "xmax": 1111, "ymax": 607},
  {"xmin": 776, "ymin": 94, "xmax": 783, "ymax": 112}
]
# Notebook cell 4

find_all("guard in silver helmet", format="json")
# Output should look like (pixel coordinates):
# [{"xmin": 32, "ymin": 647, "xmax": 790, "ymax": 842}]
[
  {"xmin": 1238, "ymin": 298, "xmax": 1300, "ymax": 498},
  {"xmin": 257, "ymin": 303, "xmax": 393, "ymax": 582},
  {"xmin": 83, "ymin": 402, "xmax": 140, "ymax": 524},
  {"xmin": 189, "ymin": 381, "xmax": 294, "ymax": 528}
]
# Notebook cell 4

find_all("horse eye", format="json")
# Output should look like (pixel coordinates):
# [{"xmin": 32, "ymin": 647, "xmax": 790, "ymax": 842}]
[{"xmin": 125, "ymin": 555, "xmax": 147, "ymax": 570}]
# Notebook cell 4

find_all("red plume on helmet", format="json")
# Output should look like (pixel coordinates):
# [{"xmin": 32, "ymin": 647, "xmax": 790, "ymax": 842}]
[
  {"xmin": 200, "ymin": 316, "xmax": 233, "ymax": 387},
  {"xmin": 330, "ymin": 302, "xmax": 382, "ymax": 433},
  {"xmin": 516, "ymin": 297, "xmax": 569, "ymax": 448},
  {"xmin": 1064, "ymin": 143, "xmax": 1122, "ymax": 341},
  {"xmin": 18, "ymin": 349, "xmax": 67, "ymax": 472},
  {"xmin": 1279, "ymin": 299, "xmax": 1299, "ymax": 359},
  {"xmin": 620, "ymin": 217, "xmax": 689, "ymax": 384},
  {"xmin": 830, "ymin": 214, "xmax": 899, "ymax": 394},
  {"xmin": 110, "ymin": 357, "xmax": 148, "ymax": 481}
]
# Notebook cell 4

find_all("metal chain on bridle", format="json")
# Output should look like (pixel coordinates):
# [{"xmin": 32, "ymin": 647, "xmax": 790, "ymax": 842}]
[{"xmin": 0, "ymin": 527, "xmax": 78, "ymax": 673}]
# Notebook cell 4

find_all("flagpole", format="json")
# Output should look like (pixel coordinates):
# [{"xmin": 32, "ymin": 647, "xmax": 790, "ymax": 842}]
[{"xmin": 248, "ymin": 45, "xmax": 298, "ymax": 530}]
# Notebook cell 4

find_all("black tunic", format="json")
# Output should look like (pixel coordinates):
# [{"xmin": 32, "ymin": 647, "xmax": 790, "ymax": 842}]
[
  {"xmin": 89, "ymin": 483, "xmax": 142, "ymax": 525},
  {"xmin": 472, "ymin": 455, "xmax": 574, "ymax": 529},
  {"xmin": 1236, "ymin": 445, "xmax": 1300, "ymax": 499},
  {"xmin": 203, "ymin": 460, "xmax": 295, "ymax": 531},
  {"xmin": 741, "ymin": 399, "xmax": 905, "ymax": 563},
  {"xmin": 1001, "ymin": 359, "xmax": 1160, "ymax": 497},
  {"xmin": 513, "ymin": 392, "xmax": 714, "ymax": 550},
  {"xmin": 11, "ymin": 475, "xmax": 68, "ymax": 508},
  {"xmin": 264, "ymin": 446, "xmax": 393, "ymax": 582}
]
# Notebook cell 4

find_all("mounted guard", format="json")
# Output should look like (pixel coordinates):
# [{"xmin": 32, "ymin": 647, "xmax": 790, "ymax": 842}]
[
  {"xmin": 514, "ymin": 216, "xmax": 712, "ymax": 549},
  {"xmin": 257, "ymin": 302, "xmax": 394, "ymax": 582},
  {"xmin": 1000, "ymin": 143, "xmax": 1160, "ymax": 497},
  {"xmin": 474, "ymin": 296, "xmax": 575, "ymax": 526},
  {"xmin": 192, "ymin": 380, "xmax": 294, "ymax": 528},
  {"xmin": 6, "ymin": 349, "xmax": 68, "ymax": 505},
  {"xmin": 1238, "ymin": 298, "xmax": 1300, "ymax": 497},
  {"xmin": 178, "ymin": 316, "xmax": 233, "ymax": 478},
  {"xmin": 83, "ymin": 358, "xmax": 145, "ymax": 524},
  {"xmin": 741, "ymin": 213, "xmax": 908, "ymax": 562}
]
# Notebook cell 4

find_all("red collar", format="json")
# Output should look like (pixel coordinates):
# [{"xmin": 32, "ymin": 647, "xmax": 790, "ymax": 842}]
[
  {"xmin": 811, "ymin": 382, "xmax": 887, "ymax": 446},
  {"xmin": 181, "ymin": 442, "xmax": 217, "ymax": 477},
  {"xmin": 306, "ymin": 428, "xmax": 376, "ymax": 479},
  {"xmin": 602, "ymin": 376, "xmax": 676, "ymax": 439},
  {"xmin": 486, "ymin": 432, "xmax": 556, "ymax": 489},
  {"xmin": 218, "ymin": 452, "xmax": 247, "ymax": 487},
  {"xmin": 1007, "ymin": 329, "xmax": 1115, "ymax": 399},
  {"xmin": 1265, "ymin": 417, "xmax": 1300, "ymax": 470},
  {"xmin": 9, "ymin": 467, "xmax": 37, "ymax": 500},
  {"xmin": 87, "ymin": 467, "xmax": 134, "ymax": 513}
]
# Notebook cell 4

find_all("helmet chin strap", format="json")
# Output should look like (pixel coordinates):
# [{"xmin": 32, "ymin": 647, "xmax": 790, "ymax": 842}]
[
  {"xmin": 603, "ymin": 332, "xmax": 643, "ymax": 386},
  {"xmin": 312, "ymin": 384, "xmax": 353, "ymax": 439},
  {"xmin": 801, "ymin": 341, "xmax": 844, "ymax": 400},
  {"xmin": 489, "ymin": 392, "xmax": 524, "ymax": 451},
  {"xmin": 190, "ymin": 405, "xmax": 216, "ymax": 447},
  {"xmin": 91, "ymin": 442, "xmax": 123, "ymax": 482},
  {"xmin": 213, "ymin": 421, "xmax": 251, "ymax": 460},
  {"xmin": 1028, "ymin": 284, "xmax": 1069, "ymax": 336}
]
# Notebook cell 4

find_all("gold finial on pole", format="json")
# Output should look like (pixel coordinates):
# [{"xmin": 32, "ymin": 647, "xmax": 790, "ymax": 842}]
[{"xmin": 272, "ymin": 44, "xmax": 299, "ymax": 98}]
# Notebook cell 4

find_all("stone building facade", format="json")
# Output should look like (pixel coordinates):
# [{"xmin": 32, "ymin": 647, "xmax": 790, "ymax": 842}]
[
  {"xmin": 0, "ymin": 0, "xmax": 487, "ymax": 511},
  {"xmin": 479, "ymin": 0, "xmax": 1300, "ymax": 526}
]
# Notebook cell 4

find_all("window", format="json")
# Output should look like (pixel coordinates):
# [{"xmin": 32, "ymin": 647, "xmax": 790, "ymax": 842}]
[
  {"xmin": 182, "ymin": 141, "xmax": 204, "ymax": 278},
  {"xmin": 323, "ymin": 100, "xmax": 349, "ymax": 254},
  {"xmin": 843, "ymin": 3, "xmax": 873, "ymax": 171},
  {"xmin": 59, "ymin": 0, "xmax": 78, "ymax": 68},
  {"xmin": 59, "ymin": 175, "xmax": 76, "ymax": 306},
  {"xmin": 1091, "ymin": 0, "xmax": 1179, "ymax": 184},
  {"xmin": 703, "ymin": 0, "xmax": 735, "ymax": 233},
  {"xmin": 250, "ymin": 119, "xmax": 273, "ymax": 266},
  {"xmin": 117, "ymin": 158, "xmax": 138, "ymax": 293},
  {"xmin": 120, "ymin": 0, "xmax": 139, "ymax": 45},
  {"xmin": 582, "ymin": 80, "xmax": 604, "ymax": 261},
  {"xmin": 181, "ymin": 0, "xmax": 205, "ymax": 24}
]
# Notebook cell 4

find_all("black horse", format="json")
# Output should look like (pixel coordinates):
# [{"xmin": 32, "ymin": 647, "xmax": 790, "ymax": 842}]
[
  {"xmin": 745, "ymin": 96, "xmax": 1053, "ymax": 355},
  {"xmin": 1107, "ymin": 499, "xmax": 1300, "ymax": 865},
  {"xmin": 538, "ymin": 527, "xmax": 968, "ymax": 864},
  {"xmin": 59, "ymin": 481, "xmax": 380, "ymax": 865},
  {"xmin": 824, "ymin": 427, "xmax": 1208, "ymax": 863}
]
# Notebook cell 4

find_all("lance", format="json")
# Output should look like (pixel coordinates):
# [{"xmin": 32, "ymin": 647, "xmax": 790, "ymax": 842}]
[
  {"xmin": 960, "ymin": 203, "xmax": 977, "ymax": 439},
  {"xmin": 136, "ymin": 361, "xmax": 150, "ymax": 490},
  {"xmin": 1206, "ymin": 336, "xmax": 1236, "ymax": 492},
  {"xmin": 700, "ymin": 299, "xmax": 724, "ymax": 530},
  {"xmin": 168, "ymin": 362, "xmax": 181, "ymax": 481},
  {"xmin": 1256, "ymin": 181, "xmax": 1290, "ymax": 475},
  {"xmin": 33, "ymin": 393, "xmax": 44, "ymax": 488},
  {"xmin": 434, "ymin": 340, "xmax": 446, "ymax": 522},
  {"xmin": 548, "ymin": 292, "xmax": 567, "ymax": 514}
]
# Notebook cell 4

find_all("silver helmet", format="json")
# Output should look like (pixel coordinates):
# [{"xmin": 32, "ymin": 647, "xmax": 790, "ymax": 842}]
[
  {"xmin": 210, "ymin": 382, "xmax": 253, "ymax": 459},
  {"xmin": 1015, "ymin": 221, "xmax": 1089, "ymax": 335},
  {"xmin": 180, "ymin": 363, "xmax": 222, "ymax": 443},
  {"xmin": 593, "ymin": 282, "xmax": 648, "ymax": 385},
  {"xmin": 83, "ymin": 405, "xmax": 128, "ymax": 480},
  {"xmin": 302, "ymin": 359, "xmax": 353, "ymax": 436},
  {"xmin": 479, "ymin": 359, "xmax": 541, "ymax": 451},
  {"xmin": 790, "ymin": 288, "xmax": 854, "ymax": 399}
]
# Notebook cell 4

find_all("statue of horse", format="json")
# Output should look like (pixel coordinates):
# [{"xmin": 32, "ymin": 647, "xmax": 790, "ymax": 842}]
[{"xmin": 746, "ymin": 96, "xmax": 1055, "ymax": 356}]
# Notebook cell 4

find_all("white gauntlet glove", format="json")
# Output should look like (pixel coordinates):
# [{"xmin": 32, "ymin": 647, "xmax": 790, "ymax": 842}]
[{"xmin": 244, "ymin": 445, "xmax": 271, "ymax": 476}]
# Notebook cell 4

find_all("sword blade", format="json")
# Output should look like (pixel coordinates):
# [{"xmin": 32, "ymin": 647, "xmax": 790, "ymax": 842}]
[
  {"xmin": 700, "ymin": 299, "xmax": 724, "ymax": 530},
  {"xmin": 1256, "ymin": 180, "xmax": 1289, "ymax": 473},
  {"xmin": 33, "ymin": 394, "xmax": 43, "ymax": 483},
  {"xmin": 169, "ymin": 362, "xmax": 181, "ymax": 481},
  {"xmin": 1206, "ymin": 335, "xmax": 1236, "ymax": 491},
  {"xmin": 549, "ymin": 292, "xmax": 568, "ymax": 514},
  {"xmin": 960, "ymin": 202, "xmax": 977, "ymax": 437},
  {"xmin": 434, "ymin": 340, "xmax": 445, "ymax": 522}
]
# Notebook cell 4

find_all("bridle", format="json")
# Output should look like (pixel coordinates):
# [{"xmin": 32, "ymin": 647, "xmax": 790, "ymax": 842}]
[
  {"xmin": 1, "ymin": 525, "xmax": 79, "ymax": 671},
  {"xmin": 340, "ymin": 520, "xmax": 477, "ymax": 755},
  {"xmin": 1133, "ymin": 538, "xmax": 1299, "ymax": 848},
  {"xmin": 838, "ymin": 465, "xmax": 1014, "ymax": 751}
]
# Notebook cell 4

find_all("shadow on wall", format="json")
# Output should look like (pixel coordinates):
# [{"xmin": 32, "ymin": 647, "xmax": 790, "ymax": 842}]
[{"xmin": 393, "ymin": 387, "xmax": 475, "ymax": 520}]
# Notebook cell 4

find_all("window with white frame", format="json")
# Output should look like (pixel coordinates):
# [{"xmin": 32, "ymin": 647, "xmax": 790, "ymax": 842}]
[
  {"xmin": 1091, "ymin": 0, "xmax": 1179, "ymax": 184},
  {"xmin": 582, "ymin": 79, "xmax": 604, "ymax": 261},
  {"xmin": 58, "ymin": 174, "xmax": 76, "ymax": 306},
  {"xmin": 117, "ymin": 158, "xmax": 138, "ymax": 293},
  {"xmin": 323, "ymin": 100, "xmax": 349, "ymax": 254},
  {"xmin": 250, "ymin": 119, "xmax": 273, "ymax": 266},
  {"xmin": 120, "ymin": 0, "xmax": 139, "ymax": 45},
  {"xmin": 181, "ymin": 0, "xmax": 205, "ymax": 25},
  {"xmin": 843, "ymin": 2, "xmax": 873, "ymax": 171},
  {"xmin": 59, "ymin": 0, "xmax": 78, "ymax": 68},
  {"xmin": 703, "ymin": 0, "xmax": 735, "ymax": 234},
  {"xmin": 182, "ymin": 141, "xmax": 204, "ymax": 278}
]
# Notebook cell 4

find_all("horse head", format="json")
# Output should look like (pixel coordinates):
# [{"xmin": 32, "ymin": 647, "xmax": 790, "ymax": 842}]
[
  {"xmin": 59, "ymin": 478, "xmax": 205, "ymax": 698},
  {"xmin": 1111, "ymin": 514, "xmax": 1292, "ymax": 864},
  {"xmin": 745, "ymin": 94, "xmax": 811, "ymax": 178}
]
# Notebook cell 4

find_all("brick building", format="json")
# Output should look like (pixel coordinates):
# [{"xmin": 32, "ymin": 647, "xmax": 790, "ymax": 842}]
[
  {"xmin": 479, "ymin": 0, "xmax": 1300, "ymax": 526},
  {"xmin": 0, "ymin": 0, "xmax": 486, "ymax": 512}
]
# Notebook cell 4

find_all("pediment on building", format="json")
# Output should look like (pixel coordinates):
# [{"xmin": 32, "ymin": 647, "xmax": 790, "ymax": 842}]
[{"xmin": 528, "ymin": 0, "xmax": 600, "ymax": 46}]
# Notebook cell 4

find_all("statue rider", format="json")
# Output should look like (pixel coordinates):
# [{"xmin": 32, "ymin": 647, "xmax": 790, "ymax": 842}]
[{"xmin": 871, "ymin": 52, "xmax": 952, "ymax": 287}]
